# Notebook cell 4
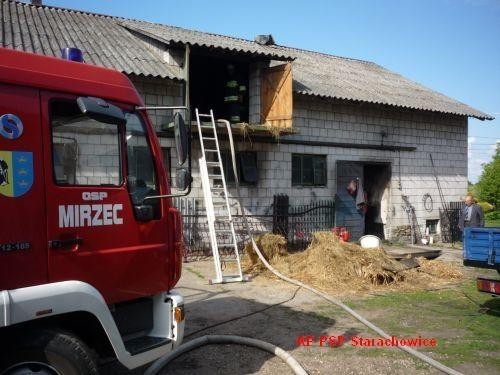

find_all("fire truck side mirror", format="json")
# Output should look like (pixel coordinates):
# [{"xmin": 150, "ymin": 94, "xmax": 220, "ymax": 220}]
[
  {"xmin": 176, "ymin": 168, "xmax": 192, "ymax": 191},
  {"xmin": 173, "ymin": 112, "xmax": 188, "ymax": 165},
  {"xmin": 133, "ymin": 205, "xmax": 154, "ymax": 222},
  {"xmin": 127, "ymin": 177, "xmax": 155, "ymax": 221},
  {"xmin": 77, "ymin": 96, "xmax": 126, "ymax": 125}
]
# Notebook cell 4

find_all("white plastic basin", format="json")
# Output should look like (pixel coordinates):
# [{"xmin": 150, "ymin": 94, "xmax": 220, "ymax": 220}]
[{"xmin": 359, "ymin": 235, "xmax": 382, "ymax": 249}]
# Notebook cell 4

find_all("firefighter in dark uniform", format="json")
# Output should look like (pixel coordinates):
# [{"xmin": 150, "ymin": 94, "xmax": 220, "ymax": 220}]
[{"xmin": 224, "ymin": 64, "xmax": 246, "ymax": 123}]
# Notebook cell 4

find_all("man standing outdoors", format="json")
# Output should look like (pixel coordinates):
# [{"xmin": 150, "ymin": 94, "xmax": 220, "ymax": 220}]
[{"xmin": 459, "ymin": 195, "xmax": 485, "ymax": 232}]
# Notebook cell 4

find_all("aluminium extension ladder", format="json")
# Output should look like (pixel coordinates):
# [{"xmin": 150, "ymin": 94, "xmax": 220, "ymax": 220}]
[{"xmin": 195, "ymin": 109, "xmax": 244, "ymax": 284}]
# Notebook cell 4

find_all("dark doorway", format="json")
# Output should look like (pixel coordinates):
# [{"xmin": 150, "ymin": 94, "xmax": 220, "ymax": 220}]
[
  {"xmin": 363, "ymin": 163, "xmax": 391, "ymax": 239},
  {"xmin": 189, "ymin": 54, "xmax": 249, "ymax": 122}
]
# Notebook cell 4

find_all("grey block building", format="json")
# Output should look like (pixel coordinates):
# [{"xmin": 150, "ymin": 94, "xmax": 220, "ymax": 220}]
[{"xmin": 1, "ymin": 0, "xmax": 493, "ymax": 243}]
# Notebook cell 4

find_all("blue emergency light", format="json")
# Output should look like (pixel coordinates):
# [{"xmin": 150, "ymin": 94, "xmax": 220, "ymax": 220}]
[{"xmin": 61, "ymin": 47, "xmax": 84, "ymax": 62}]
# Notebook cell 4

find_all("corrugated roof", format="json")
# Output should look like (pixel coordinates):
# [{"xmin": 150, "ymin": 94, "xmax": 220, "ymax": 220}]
[
  {"xmin": 0, "ymin": 1, "xmax": 493, "ymax": 120},
  {"xmin": 119, "ymin": 18, "xmax": 493, "ymax": 120},
  {"xmin": 280, "ymin": 47, "xmax": 493, "ymax": 120},
  {"xmin": 119, "ymin": 20, "xmax": 294, "ymax": 61},
  {"xmin": 0, "ymin": 0, "xmax": 181, "ymax": 79}
]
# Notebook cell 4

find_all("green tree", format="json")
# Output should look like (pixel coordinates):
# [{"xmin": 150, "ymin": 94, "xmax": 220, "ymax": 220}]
[
  {"xmin": 467, "ymin": 180, "xmax": 476, "ymax": 196},
  {"xmin": 476, "ymin": 144, "xmax": 500, "ymax": 208}
]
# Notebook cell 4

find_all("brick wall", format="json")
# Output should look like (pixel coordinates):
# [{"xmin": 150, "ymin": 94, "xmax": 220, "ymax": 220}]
[
  {"xmin": 248, "ymin": 62, "xmax": 264, "ymax": 124},
  {"xmin": 129, "ymin": 75, "xmax": 184, "ymax": 167},
  {"xmin": 131, "ymin": 75, "xmax": 468, "ymax": 240},
  {"xmin": 53, "ymin": 132, "xmax": 120, "ymax": 186},
  {"xmin": 283, "ymin": 95, "xmax": 467, "ymax": 238}
]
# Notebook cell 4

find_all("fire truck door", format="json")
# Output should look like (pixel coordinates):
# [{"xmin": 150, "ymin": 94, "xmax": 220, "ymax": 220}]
[
  {"xmin": 42, "ymin": 93, "xmax": 171, "ymax": 303},
  {"xmin": 0, "ymin": 84, "xmax": 47, "ymax": 290}
]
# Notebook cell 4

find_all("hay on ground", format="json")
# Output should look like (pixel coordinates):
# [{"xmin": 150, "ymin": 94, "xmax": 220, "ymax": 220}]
[
  {"xmin": 243, "ymin": 233, "xmax": 287, "ymax": 272},
  {"xmin": 242, "ymin": 231, "xmax": 464, "ymax": 294},
  {"xmin": 414, "ymin": 257, "xmax": 463, "ymax": 279}
]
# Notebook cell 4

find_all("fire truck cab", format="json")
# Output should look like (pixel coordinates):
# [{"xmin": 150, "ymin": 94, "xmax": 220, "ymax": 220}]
[{"xmin": 0, "ymin": 48, "xmax": 188, "ymax": 374}]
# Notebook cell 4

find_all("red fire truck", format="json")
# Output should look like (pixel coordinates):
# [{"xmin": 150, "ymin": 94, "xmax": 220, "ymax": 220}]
[{"xmin": 0, "ymin": 47, "xmax": 190, "ymax": 374}]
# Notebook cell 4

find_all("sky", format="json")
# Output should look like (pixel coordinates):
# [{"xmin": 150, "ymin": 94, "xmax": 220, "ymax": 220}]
[{"xmin": 42, "ymin": 0, "xmax": 500, "ymax": 182}]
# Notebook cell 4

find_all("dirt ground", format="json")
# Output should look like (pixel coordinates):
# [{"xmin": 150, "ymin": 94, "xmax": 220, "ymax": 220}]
[
  {"xmin": 103, "ymin": 246, "xmax": 499, "ymax": 375},
  {"xmin": 152, "ymin": 261, "xmax": 407, "ymax": 375}
]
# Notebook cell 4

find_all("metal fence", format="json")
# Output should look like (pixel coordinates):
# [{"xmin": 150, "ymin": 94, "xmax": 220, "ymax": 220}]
[
  {"xmin": 273, "ymin": 194, "xmax": 336, "ymax": 250},
  {"xmin": 173, "ymin": 197, "xmax": 273, "ymax": 257},
  {"xmin": 440, "ymin": 201, "xmax": 463, "ymax": 243},
  {"xmin": 174, "ymin": 195, "xmax": 336, "ymax": 256}
]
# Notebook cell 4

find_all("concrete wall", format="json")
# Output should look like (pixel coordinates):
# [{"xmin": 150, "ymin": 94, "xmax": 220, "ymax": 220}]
[
  {"xmin": 129, "ymin": 75, "xmax": 184, "ymax": 168},
  {"xmin": 131, "ymin": 75, "xmax": 468, "ymax": 240},
  {"xmin": 53, "ymin": 128, "xmax": 120, "ymax": 186},
  {"xmin": 248, "ymin": 62, "xmax": 264, "ymax": 124},
  {"xmin": 287, "ymin": 95, "xmax": 468, "ymax": 239}
]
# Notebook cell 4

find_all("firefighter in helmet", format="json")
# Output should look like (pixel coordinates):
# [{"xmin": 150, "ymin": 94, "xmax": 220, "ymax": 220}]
[{"xmin": 224, "ymin": 63, "xmax": 247, "ymax": 123}]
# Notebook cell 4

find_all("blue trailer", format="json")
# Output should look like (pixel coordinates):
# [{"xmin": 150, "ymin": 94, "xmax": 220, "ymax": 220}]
[{"xmin": 463, "ymin": 227, "xmax": 500, "ymax": 295}]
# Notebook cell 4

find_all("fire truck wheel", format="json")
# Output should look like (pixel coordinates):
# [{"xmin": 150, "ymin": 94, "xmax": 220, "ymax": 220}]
[{"xmin": 0, "ymin": 329, "xmax": 98, "ymax": 375}]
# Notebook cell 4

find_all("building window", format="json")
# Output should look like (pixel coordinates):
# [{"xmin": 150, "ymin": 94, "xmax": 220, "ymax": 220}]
[
  {"xmin": 426, "ymin": 219, "xmax": 439, "ymax": 234},
  {"xmin": 219, "ymin": 151, "xmax": 258, "ymax": 185},
  {"xmin": 292, "ymin": 154, "xmax": 326, "ymax": 186}
]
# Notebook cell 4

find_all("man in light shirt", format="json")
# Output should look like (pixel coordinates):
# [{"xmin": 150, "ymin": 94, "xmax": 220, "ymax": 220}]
[{"xmin": 459, "ymin": 195, "xmax": 485, "ymax": 232}]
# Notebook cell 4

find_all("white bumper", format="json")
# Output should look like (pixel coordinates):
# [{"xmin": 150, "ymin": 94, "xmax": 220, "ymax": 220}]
[{"xmin": 0, "ymin": 281, "xmax": 184, "ymax": 369}]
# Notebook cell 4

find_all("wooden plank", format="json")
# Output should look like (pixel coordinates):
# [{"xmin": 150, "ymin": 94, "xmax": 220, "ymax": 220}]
[
  {"xmin": 261, "ymin": 63, "xmax": 293, "ymax": 130},
  {"xmin": 386, "ymin": 249, "xmax": 442, "ymax": 260}
]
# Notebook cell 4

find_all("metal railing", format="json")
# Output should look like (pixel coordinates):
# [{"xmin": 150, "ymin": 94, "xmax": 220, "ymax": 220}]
[
  {"xmin": 174, "ymin": 195, "xmax": 336, "ymax": 255},
  {"xmin": 173, "ymin": 197, "xmax": 272, "ymax": 256},
  {"xmin": 440, "ymin": 201, "xmax": 463, "ymax": 242},
  {"xmin": 273, "ymin": 194, "xmax": 336, "ymax": 250}
]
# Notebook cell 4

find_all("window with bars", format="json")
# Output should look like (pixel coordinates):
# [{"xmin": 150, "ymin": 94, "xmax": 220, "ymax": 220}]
[{"xmin": 292, "ymin": 154, "xmax": 327, "ymax": 186}]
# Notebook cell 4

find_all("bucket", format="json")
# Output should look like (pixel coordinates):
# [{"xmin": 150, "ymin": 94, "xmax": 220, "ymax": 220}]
[
  {"xmin": 359, "ymin": 235, "xmax": 381, "ymax": 249},
  {"xmin": 332, "ymin": 226, "xmax": 350, "ymax": 242}
]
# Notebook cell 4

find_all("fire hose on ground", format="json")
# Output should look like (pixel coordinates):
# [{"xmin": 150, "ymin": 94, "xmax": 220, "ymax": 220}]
[
  {"xmin": 146, "ymin": 119, "xmax": 463, "ymax": 375},
  {"xmin": 144, "ymin": 335, "xmax": 308, "ymax": 375}
]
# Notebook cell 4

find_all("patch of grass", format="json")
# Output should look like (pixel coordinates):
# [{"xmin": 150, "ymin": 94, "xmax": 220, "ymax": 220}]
[
  {"xmin": 341, "ymin": 282, "xmax": 500, "ymax": 368},
  {"xmin": 185, "ymin": 266, "xmax": 205, "ymax": 280},
  {"xmin": 314, "ymin": 303, "xmax": 347, "ymax": 319},
  {"xmin": 486, "ymin": 210, "xmax": 500, "ymax": 227},
  {"xmin": 486, "ymin": 219, "xmax": 500, "ymax": 227}
]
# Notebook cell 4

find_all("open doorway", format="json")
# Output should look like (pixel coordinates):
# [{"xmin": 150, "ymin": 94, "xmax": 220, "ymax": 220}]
[
  {"xmin": 335, "ymin": 161, "xmax": 391, "ymax": 241},
  {"xmin": 189, "ymin": 54, "xmax": 249, "ymax": 122},
  {"xmin": 364, "ymin": 163, "xmax": 391, "ymax": 238}
]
